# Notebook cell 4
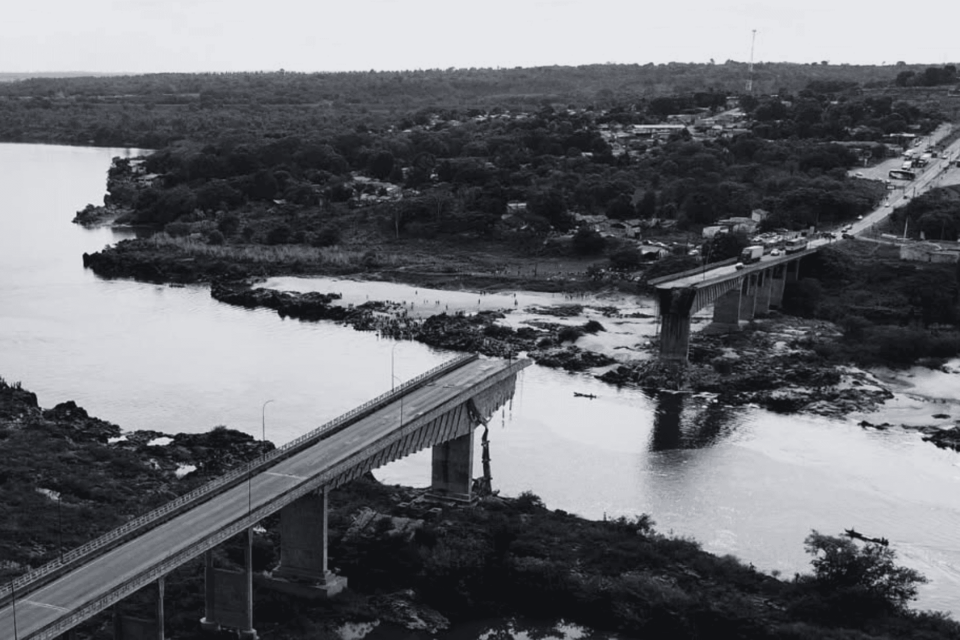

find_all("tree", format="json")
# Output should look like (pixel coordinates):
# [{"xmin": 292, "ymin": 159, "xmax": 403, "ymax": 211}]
[
  {"xmin": 367, "ymin": 150, "xmax": 395, "ymax": 180},
  {"xmin": 572, "ymin": 227, "xmax": 606, "ymax": 255},
  {"xmin": 803, "ymin": 530, "xmax": 927, "ymax": 612}
]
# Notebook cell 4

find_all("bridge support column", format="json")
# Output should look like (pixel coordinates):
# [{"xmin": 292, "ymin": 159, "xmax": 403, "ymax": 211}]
[
  {"xmin": 199, "ymin": 529, "xmax": 257, "ymax": 639},
  {"xmin": 656, "ymin": 287, "xmax": 697, "ymax": 364},
  {"xmin": 769, "ymin": 264, "xmax": 787, "ymax": 308},
  {"xmin": 267, "ymin": 489, "xmax": 347, "ymax": 598},
  {"xmin": 113, "ymin": 578, "xmax": 165, "ymax": 640},
  {"xmin": 706, "ymin": 287, "xmax": 741, "ymax": 333},
  {"xmin": 430, "ymin": 430, "xmax": 475, "ymax": 502},
  {"xmin": 739, "ymin": 273, "xmax": 758, "ymax": 321},
  {"xmin": 786, "ymin": 259, "xmax": 800, "ymax": 283},
  {"xmin": 755, "ymin": 269, "xmax": 773, "ymax": 315}
]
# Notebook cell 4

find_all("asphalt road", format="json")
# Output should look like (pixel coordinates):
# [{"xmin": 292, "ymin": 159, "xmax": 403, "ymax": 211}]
[
  {"xmin": 660, "ymin": 125, "xmax": 960, "ymax": 289},
  {"xmin": 0, "ymin": 357, "xmax": 522, "ymax": 639}
]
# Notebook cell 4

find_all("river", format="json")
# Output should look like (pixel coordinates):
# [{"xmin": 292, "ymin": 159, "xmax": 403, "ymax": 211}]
[{"xmin": 1, "ymin": 143, "xmax": 959, "ymax": 620}]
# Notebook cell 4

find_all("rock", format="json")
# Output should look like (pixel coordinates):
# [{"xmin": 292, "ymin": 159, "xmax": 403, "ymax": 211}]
[{"xmin": 370, "ymin": 590, "xmax": 450, "ymax": 633}]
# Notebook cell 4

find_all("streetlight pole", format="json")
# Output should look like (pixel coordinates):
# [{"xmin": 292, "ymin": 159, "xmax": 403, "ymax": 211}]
[
  {"xmin": 261, "ymin": 400, "xmax": 274, "ymax": 458},
  {"xmin": 11, "ymin": 581, "xmax": 18, "ymax": 640},
  {"xmin": 391, "ymin": 343, "xmax": 400, "ymax": 391},
  {"xmin": 57, "ymin": 491, "xmax": 63, "ymax": 563},
  {"xmin": 392, "ymin": 375, "xmax": 404, "ymax": 426}
]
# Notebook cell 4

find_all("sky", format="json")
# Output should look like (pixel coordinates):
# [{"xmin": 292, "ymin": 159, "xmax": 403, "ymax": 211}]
[{"xmin": 2, "ymin": 0, "xmax": 957, "ymax": 74}]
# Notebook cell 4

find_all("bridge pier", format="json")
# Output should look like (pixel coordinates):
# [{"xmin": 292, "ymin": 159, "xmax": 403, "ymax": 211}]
[
  {"xmin": 755, "ymin": 269, "xmax": 773, "ymax": 315},
  {"xmin": 199, "ymin": 528, "xmax": 257, "ymax": 639},
  {"xmin": 739, "ymin": 273, "xmax": 761, "ymax": 321},
  {"xmin": 769, "ymin": 264, "xmax": 787, "ymax": 308},
  {"xmin": 706, "ymin": 287, "xmax": 742, "ymax": 333},
  {"xmin": 656, "ymin": 288, "xmax": 697, "ymax": 363},
  {"xmin": 429, "ymin": 430, "xmax": 475, "ymax": 502},
  {"xmin": 266, "ymin": 489, "xmax": 347, "ymax": 598},
  {"xmin": 113, "ymin": 578, "xmax": 165, "ymax": 640}
]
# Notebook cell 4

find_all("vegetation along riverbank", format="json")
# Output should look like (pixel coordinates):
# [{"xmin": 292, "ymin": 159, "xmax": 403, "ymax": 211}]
[{"xmin": 2, "ymin": 377, "xmax": 959, "ymax": 639}]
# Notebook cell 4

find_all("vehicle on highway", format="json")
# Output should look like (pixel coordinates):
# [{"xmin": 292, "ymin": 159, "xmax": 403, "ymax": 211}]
[
  {"xmin": 889, "ymin": 169, "xmax": 916, "ymax": 181},
  {"xmin": 784, "ymin": 237, "xmax": 808, "ymax": 254},
  {"xmin": 735, "ymin": 262, "xmax": 745, "ymax": 270},
  {"xmin": 739, "ymin": 245, "xmax": 764, "ymax": 264}
]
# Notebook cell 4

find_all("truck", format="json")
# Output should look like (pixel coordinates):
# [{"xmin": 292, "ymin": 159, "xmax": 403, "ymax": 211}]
[{"xmin": 738, "ymin": 245, "xmax": 764, "ymax": 265}]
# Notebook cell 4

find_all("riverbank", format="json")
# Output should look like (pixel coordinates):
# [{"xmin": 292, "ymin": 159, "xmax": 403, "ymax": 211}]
[
  {"xmin": 81, "ymin": 237, "xmax": 960, "ymax": 449},
  {"xmin": 3, "ymin": 377, "xmax": 958, "ymax": 640}
]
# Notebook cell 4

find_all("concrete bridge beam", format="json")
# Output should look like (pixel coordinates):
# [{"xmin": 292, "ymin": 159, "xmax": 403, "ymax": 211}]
[{"xmin": 267, "ymin": 489, "xmax": 347, "ymax": 599}]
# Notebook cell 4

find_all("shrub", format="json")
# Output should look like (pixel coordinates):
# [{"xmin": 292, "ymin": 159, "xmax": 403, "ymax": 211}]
[
  {"xmin": 557, "ymin": 326, "xmax": 584, "ymax": 343},
  {"xmin": 206, "ymin": 230, "xmax": 225, "ymax": 245},
  {"xmin": 803, "ymin": 530, "xmax": 927, "ymax": 613}
]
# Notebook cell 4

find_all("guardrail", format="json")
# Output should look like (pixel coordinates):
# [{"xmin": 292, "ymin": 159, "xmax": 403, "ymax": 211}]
[
  {"xmin": 647, "ymin": 257, "xmax": 739, "ymax": 287},
  {"xmin": 0, "ymin": 352, "xmax": 478, "ymax": 607}
]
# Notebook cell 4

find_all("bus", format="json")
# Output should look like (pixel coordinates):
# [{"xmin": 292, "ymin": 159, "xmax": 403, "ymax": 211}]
[
  {"xmin": 784, "ymin": 237, "xmax": 808, "ymax": 254},
  {"xmin": 889, "ymin": 169, "xmax": 916, "ymax": 181}
]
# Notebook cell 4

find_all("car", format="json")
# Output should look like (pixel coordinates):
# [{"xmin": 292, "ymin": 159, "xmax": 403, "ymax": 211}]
[
  {"xmin": 855, "ymin": 171, "xmax": 864, "ymax": 177},
  {"xmin": 770, "ymin": 248, "xmax": 782, "ymax": 256},
  {"xmin": 842, "ymin": 233, "xmax": 852, "ymax": 239},
  {"xmin": 735, "ymin": 262, "xmax": 745, "ymax": 270},
  {"xmin": 842, "ymin": 224, "xmax": 853, "ymax": 232},
  {"xmin": 857, "ymin": 215, "xmax": 863, "ymax": 220}
]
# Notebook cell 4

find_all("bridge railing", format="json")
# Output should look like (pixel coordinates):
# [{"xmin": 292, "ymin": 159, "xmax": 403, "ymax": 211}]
[
  {"xmin": 647, "ymin": 257, "xmax": 739, "ymax": 287},
  {"xmin": 0, "ymin": 352, "xmax": 478, "ymax": 606}
]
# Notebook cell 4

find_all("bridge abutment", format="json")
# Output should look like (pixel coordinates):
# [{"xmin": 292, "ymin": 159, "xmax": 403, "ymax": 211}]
[{"xmin": 266, "ymin": 489, "xmax": 347, "ymax": 598}]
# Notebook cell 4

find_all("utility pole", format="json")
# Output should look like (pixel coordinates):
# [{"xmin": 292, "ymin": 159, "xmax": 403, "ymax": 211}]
[{"xmin": 746, "ymin": 29, "xmax": 757, "ymax": 94}]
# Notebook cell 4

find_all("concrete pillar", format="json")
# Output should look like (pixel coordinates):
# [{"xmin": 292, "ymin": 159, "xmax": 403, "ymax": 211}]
[
  {"xmin": 430, "ymin": 431, "xmax": 475, "ymax": 502},
  {"xmin": 786, "ymin": 259, "xmax": 800, "ymax": 283},
  {"xmin": 198, "ymin": 530, "xmax": 257, "ymax": 639},
  {"xmin": 755, "ymin": 269, "xmax": 773, "ymax": 315},
  {"xmin": 239, "ymin": 527, "xmax": 256, "ymax": 640},
  {"xmin": 268, "ymin": 489, "xmax": 347, "ymax": 598},
  {"xmin": 769, "ymin": 264, "xmax": 787, "ymax": 308},
  {"xmin": 739, "ymin": 273, "xmax": 758, "ymax": 321},
  {"xmin": 113, "ymin": 579, "xmax": 164, "ymax": 640},
  {"xmin": 659, "ymin": 311, "xmax": 691, "ymax": 361},
  {"xmin": 200, "ymin": 551, "xmax": 220, "ymax": 633},
  {"xmin": 656, "ymin": 287, "xmax": 696, "ymax": 363},
  {"xmin": 708, "ymin": 287, "xmax": 741, "ymax": 332}
]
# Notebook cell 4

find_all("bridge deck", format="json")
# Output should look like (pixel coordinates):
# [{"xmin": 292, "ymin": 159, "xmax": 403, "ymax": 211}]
[
  {"xmin": 654, "ymin": 248, "xmax": 815, "ymax": 290},
  {"xmin": 0, "ymin": 357, "xmax": 526, "ymax": 640}
]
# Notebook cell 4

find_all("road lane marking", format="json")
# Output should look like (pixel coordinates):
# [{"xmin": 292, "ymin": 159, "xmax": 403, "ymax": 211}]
[
  {"xmin": 265, "ymin": 472, "xmax": 306, "ymax": 480},
  {"xmin": 24, "ymin": 600, "xmax": 69, "ymax": 612}
]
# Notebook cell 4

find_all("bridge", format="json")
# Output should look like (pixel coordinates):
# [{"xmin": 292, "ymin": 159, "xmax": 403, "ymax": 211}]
[
  {"xmin": 0, "ymin": 353, "xmax": 529, "ymax": 640},
  {"xmin": 649, "ymin": 248, "xmax": 817, "ymax": 362}
]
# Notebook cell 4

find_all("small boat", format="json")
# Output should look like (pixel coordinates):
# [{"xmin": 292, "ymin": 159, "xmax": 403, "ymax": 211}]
[{"xmin": 573, "ymin": 392, "xmax": 597, "ymax": 399}]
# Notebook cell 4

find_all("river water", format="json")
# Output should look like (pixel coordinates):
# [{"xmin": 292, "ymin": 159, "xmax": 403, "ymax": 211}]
[{"xmin": 2, "ymin": 144, "xmax": 959, "ymax": 619}]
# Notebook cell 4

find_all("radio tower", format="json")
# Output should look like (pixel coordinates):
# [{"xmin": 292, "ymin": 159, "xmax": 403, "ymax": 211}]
[{"xmin": 746, "ymin": 29, "xmax": 757, "ymax": 93}]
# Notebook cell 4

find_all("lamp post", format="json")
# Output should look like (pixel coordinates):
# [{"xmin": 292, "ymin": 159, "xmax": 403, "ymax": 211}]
[
  {"xmin": 57, "ymin": 490, "xmax": 63, "ymax": 563},
  {"xmin": 261, "ymin": 400, "xmax": 274, "ymax": 458},
  {"xmin": 11, "ymin": 581, "xmax": 18, "ymax": 640},
  {"xmin": 391, "ymin": 342, "xmax": 400, "ymax": 391},
  {"xmin": 392, "ymin": 375, "xmax": 404, "ymax": 426}
]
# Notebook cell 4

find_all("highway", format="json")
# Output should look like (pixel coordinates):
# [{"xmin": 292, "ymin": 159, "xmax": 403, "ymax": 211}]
[
  {"xmin": 658, "ymin": 125, "xmax": 960, "ymax": 290},
  {"xmin": 0, "ymin": 356, "xmax": 524, "ymax": 640},
  {"xmin": 849, "ymin": 124, "xmax": 960, "ymax": 237}
]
